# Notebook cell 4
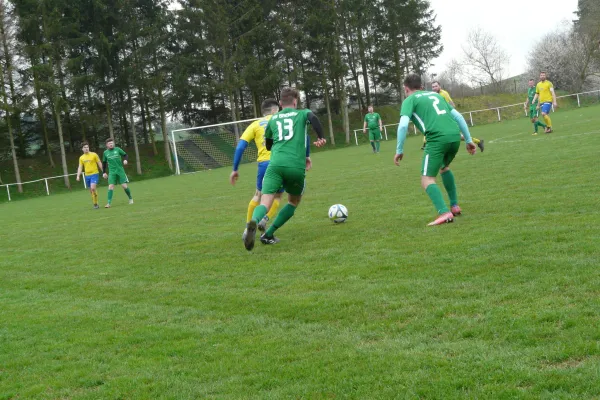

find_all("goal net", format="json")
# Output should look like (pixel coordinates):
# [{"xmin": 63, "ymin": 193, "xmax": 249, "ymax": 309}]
[{"xmin": 169, "ymin": 118, "xmax": 260, "ymax": 175}]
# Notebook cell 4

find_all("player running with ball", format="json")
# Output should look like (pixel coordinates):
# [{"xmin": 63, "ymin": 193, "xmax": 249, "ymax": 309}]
[
  {"xmin": 243, "ymin": 87, "xmax": 326, "ymax": 250},
  {"xmin": 394, "ymin": 74, "xmax": 476, "ymax": 226}
]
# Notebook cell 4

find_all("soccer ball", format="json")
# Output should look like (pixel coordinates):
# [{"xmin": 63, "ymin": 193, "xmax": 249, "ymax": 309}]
[{"xmin": 328, "ymin": 204, "xmax": 348, "ymax": 223}]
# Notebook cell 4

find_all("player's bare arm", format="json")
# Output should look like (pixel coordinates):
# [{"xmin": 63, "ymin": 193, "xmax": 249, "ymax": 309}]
[
  {"xmin": 551, "ymin": 88, "xmax": 557, "ymax": 108},
  {"xmin": 76, "ymin": 164, "xmax": 83, "ymax": 181}
]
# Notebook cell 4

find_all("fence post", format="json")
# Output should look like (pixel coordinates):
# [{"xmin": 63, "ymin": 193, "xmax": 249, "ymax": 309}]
[
  {"xmin": 82, "ymin": 173, "xmax": 87, "ymax": 189},
  {"xmin": 413, "ymin": 125, "xmax": 417, "ymax": 135},
  {"xmin": 577, "ymin": 94, "xmax": 580, "ymax": 107},
  {"xmin": 45, "ymin": 179, "xmax": 49, "ymax": 195},
  {"xmin": 384, "ymin": 126, "xmax": 388, "ymax": 140},
  {"xmin": 469, "ymin": 112, "xmax": 474, "ymax": 127},
  {"xmin": 6, "ymin": 185, "xmax": 10, "ymax": 201},
  {"xmin": 497, "ymin": 108, "xmax": 501, "ymax": 121},
  {"xmin": 354, "ymin": 130, "xmax": 358, "ymax": 146}
]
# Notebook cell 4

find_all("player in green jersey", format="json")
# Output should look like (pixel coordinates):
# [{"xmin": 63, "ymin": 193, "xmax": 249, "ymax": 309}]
[
  {"xmin": 524, "ymin": 78, "xmax": 547, "ymax": 135},
  {"xmin": 394, "ymin": 74, "xmax": 476, "ymax": 226},
  {"xmin": 102, "ymin": 138, "xmax": 133, "ymax": 208},
  {"xmin": 363, "ymin": 105, "xmax": 383, "ymax": 153},
  {"xmin": 243, "ymin": 87, "xmax": 327, "ymax": 251}
]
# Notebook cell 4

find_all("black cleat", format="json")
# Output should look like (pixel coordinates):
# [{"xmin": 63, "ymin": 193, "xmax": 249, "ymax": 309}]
[
  {"xmin": 260, "ymin": 234, "xmax": 280, "ymax": 245},
  {"xmin": 477, "ymin": 139, "xmax": 484, "ymax": 152},
  {"xmin": 244, "ymin": 220, "xmax": 257, "ymax": 251},
  {"xmin": 93, "ymin": 204, "xmax": 100, "ymax": 209}
]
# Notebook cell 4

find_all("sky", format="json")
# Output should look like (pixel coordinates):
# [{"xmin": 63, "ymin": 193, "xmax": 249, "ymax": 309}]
[{"xmin": 428, "ymin": 0, "xmax": 579, "ymax": 77}]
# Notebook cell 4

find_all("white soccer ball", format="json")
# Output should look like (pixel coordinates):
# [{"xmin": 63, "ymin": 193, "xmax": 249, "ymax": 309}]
[{"xmin": 328, "ymin": 204, "xmax": 348, "ymax": 223}]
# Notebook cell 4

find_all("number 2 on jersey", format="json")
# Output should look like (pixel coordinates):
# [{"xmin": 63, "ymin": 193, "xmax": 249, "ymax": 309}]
[
  {"xmin": 428, "ymin": 96, "xmax": 446, "ymax": 115},
  {"xmin": 276, "ymin": 119, "xmax": 294, "ymax": 141}
]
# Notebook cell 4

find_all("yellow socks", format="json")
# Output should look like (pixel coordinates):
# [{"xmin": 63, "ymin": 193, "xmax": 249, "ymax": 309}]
[
  {"xmin": 472, "ymin": 138, "xmax": 480, "ymax": 145},
  {"xmin": 266, "ymin": 198, "xmax": 280, "ymax": 221},
  {"xmin": 543, "ymin": 114, "xmax": 552, "ymax": 128},
  {"xmin": 91, "ymin": 191, "xmax": 98, "ymax": 205},
  {"xmin": 247, "ymin": 200, "xmax": 260, "ymax": 222}
]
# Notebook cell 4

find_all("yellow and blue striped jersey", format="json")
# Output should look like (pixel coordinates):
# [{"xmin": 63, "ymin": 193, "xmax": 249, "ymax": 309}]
[{"xmin": 240, "ymin": 115, "xmax": 273, "ymax": 162}]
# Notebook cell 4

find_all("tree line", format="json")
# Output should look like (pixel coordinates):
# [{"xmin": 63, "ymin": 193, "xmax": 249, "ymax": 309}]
[{"xmin": 0, "ymin": 0, "xmax": 442, "ymax": 192}]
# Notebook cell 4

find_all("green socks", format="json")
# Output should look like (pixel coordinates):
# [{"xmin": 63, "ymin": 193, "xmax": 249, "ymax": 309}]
[
  {"xmin": 370, "ymin": 141, "xmax": 376, "ymax": 151},
  {"xmin": 441, "ymin": 170, "xmax": 458, "ymax": 206},
  {"xmin": 534, "ymin": 121, "xmax": 546, "ymax": 132},
  {"xmin": 124, "ymin": 188, "xmax": 132, "ymax": 199},
  {"xmin": 252, "ymin": 205, "xmax": 268, "ymax": 224},
  {"xmin": 107, "ymin": 189, "xmax": 114, "ymax": 205},
  {"xmin": 266, "ymin": 204, "xmax": 296, "ymax": 237},
  {"xmin": 375, "ymin": 141, "xmax": 380, "ymax": 152},
  {"xmin": 425, "ymin": 184, "xmax": 449, "ymax": 214}
]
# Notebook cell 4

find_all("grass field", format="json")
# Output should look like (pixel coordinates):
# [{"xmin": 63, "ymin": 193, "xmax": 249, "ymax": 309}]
[{"xmin": 2, "ymin": 105, "xmax": 600, "ymax": 399}]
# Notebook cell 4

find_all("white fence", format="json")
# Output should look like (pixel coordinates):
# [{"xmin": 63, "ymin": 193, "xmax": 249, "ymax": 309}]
[
  {"xmin": 1, "ymin": 173, "xmax": 88, "ymax": 201},
  {"xmin": 352, "ymin": 89, "xmax": 600, "ymax": 145}
]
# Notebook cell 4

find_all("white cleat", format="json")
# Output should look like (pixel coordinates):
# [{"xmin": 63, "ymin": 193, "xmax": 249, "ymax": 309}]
[{"xmin": 129, "ymin": 199, "xmax": 134, "ymax": 205}]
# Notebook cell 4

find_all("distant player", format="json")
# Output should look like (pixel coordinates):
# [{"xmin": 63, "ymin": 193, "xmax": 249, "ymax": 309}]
[
  {"xmin": 524, "ymin": 78, "xmax": 547, "ymax": 135},
  {"xmin": 532, "ymin": 71, "xmax": 557, "ymax": 133},
  {"xmin": 102, "ymin": 138, "xmax": 133, "ymax": 208},
  {"xmin": 394, "ymin": 73, "xmax": 476, "ymax": 226},
  {"xmin": 427, "ymin": 81, "xmax": 484, "ymax": 152},
  {"xmin": 243, "ymin": 87, "xmax": 326, "ymax": 250},
  {"xmin": 363, "ymin": 105, "xmax": 383, "ymax": 153},
  {"xmin": 76, "ymin": 141, "xmax": 103, "ymax": 209},
  {"xmin": 230, "ymin": 99, "xmax": 283, "ymax": 233}
]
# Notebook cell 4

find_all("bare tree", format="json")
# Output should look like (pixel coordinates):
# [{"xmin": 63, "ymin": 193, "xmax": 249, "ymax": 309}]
[
  {"xmin": 528, "ymin": 25, "xmax": 599, "ymax": 92},
  {"xmin": 439, "ymin": 58, "xmax": 464, "ymax": 92},
  {"xmin": 462, "ymin": 28, "xmax": 509, "ymax": 93}
]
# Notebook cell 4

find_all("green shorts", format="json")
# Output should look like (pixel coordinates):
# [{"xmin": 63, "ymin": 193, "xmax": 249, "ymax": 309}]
[
  {"xmin": 529, "ymin": 105, "xmax": 538, "ymax": 119},
  {"xmin": 368, "ymin": 129, "xmax": 382, "ymax": 141},
  {"xmin": 422, "ymin": 141, "xmax": 460, "ymax": 177},
  {"xmin": 262, "ymin": 166, "xmax": 305, "ymax": 196},
  {"xmin": 108, "ymin": 170, "xmax": 129, "ymax": 185}
]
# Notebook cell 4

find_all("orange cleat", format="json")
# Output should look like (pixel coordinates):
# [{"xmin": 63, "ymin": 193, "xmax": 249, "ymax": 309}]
[{"xmin": 427, "ymin": 212, "xmax": 455, "ymax": 226}]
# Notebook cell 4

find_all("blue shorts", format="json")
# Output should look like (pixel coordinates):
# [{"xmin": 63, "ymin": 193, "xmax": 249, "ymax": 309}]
[
  {"xmin": 256, "ymin": 161, "xmax": 283, "ymax": 193},
  {"xmin": 85, "ymin": 173, "xmax": 99, "ymax": 187},
  {"xmin": 540, "ymin": 102, "xmax": 552, "ymax": 114}
]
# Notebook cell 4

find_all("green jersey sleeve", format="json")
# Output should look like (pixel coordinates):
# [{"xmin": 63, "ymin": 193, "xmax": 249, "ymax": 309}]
[
  {"xmin": 264, "ymin": 121, "xmax": 273, "ymax": 140},
  {"xmin": 102, "ymin": 151, "xmax": 107, "ymax": 162},
  {"xmin": 400, "ymin": 97, "xmax": 414, "ymax": 118},
  {"xmin": 118, "ymin": 147, "xmax": 127, "ymax": 156}
]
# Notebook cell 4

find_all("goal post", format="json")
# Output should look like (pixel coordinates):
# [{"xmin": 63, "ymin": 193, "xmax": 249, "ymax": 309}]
[{"xmin": 170, "ymin": 118, "xmax": 261, "ymax": 175}]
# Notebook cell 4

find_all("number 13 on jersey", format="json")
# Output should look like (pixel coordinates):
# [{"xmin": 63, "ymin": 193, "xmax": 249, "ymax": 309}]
[{"xmin": 276, "ymin": 119, "xmax": 294, "ymax": 140}]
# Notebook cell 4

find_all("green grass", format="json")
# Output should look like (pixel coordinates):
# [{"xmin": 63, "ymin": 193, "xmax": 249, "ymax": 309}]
[{"xmin": 2, "ymin": 105, "xmax": 600, "ymax": 399}]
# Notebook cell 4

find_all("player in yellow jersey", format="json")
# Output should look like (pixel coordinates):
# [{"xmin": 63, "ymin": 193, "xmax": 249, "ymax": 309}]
[
  {"xmin": 425, "ymin": 81, "xmax": 484, "ymax": 152},
  {"xmin": 229, "ymin": 99, "xmax": 284, "ymax": 234},
  {"xmin": 532, "ymin": 71, "xmax": 557, "ymax": 133},
  {"xmin": 76, "ymin": 141, "xmax": 103, "ymax": 209}
]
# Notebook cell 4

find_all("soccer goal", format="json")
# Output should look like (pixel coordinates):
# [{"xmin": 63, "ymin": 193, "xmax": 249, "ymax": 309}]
[{"xmin": 170, "ymin": 118, "xmax": 260, "ymax": 175}]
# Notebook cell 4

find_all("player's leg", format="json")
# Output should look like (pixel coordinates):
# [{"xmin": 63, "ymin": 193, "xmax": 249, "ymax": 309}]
[
  {"xmin": 541, "ymin": 103, "xmax": 552, "ymax": 132},
  {"xmin": 374, "ymin": 130, "xmax": 381, "ymax": 153},
  {"xmin": 105, "ymin": 173, "xmax": 117, "ymax": 208},
  {"xmin": 244, "ymin": 166, "xmax": 281, "ymax": 250},
  {"xmin": 368, "ymin": 131, "xmax": 376, "ymax": 152},
  {"xmin": 250, "ymin": 162, "xmax": 269, "ymax": 222},
  {"xmin": 261, "ymin": 168, "xmax": 305, "ymax": 244},
  {"xmin": 90, "ymin": 182, "xmax": 99, "ymax": 208},
  {"xmin": 420, "ymin": 143, "xmax": 454, "ymax": 226},
  {"xmin": 439, "ymin": 141, "xmax": 461, "ymax": 216},
  {"xmin": 260, "ymin": 191, "xmax": 282, "ymax": 232}
]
